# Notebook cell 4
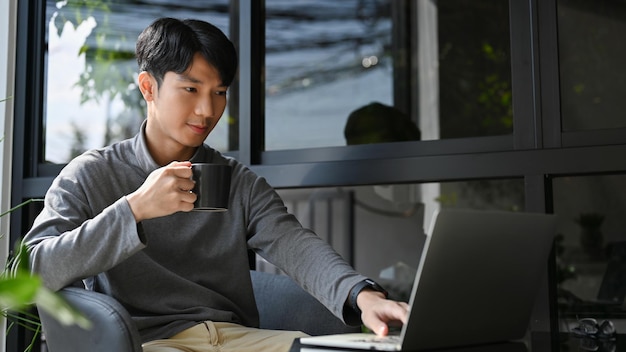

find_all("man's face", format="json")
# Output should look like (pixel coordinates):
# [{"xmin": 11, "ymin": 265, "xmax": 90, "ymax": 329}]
[{"xmin": 141, "ymin": 53, "xmax": 228, "ymax": 160}]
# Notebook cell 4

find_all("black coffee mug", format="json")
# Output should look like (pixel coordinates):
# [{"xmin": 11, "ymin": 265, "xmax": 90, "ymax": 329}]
[{"xmin": 191, "ymin": 163, "xmax": 232, "ymax": 212}]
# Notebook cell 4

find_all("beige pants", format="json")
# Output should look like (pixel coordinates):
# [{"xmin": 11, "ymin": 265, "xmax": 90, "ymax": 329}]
[{"xmin": 142, "ymin": 321, "xmax": 308, "ymax": 352}]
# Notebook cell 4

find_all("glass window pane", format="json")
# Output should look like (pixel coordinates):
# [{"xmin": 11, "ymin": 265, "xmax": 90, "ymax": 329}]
[
  {"xmin": 558, "ymin": 0, "xmax": 626, "ymax": 131},
  {"xmin": 261, "ymin": 179, "xmax": 524, "ymax": 300},
  {"xmin": 554, "ymin": 175, "xmax": 626, "ymax": 329},
  {"xmin": 438, "ymin": 1, "xmax": 512, "ymax": 139},
  {"xmin": 264, "ymin": 0, "xmax": 511, "ymax": 151},
  {"xmin": 44, "ymin": 1, "xmax": 234, "ymax": 164}
]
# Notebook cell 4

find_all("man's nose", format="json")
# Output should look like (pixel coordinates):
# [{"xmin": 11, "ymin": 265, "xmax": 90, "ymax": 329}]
[{"xmin": 195, "ymin": 97, "xmax": 214, "ymax": 118}]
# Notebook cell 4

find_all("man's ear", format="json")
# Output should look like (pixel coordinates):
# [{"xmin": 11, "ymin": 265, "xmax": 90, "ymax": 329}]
[{"xmin": 138, "ymin": 71, "xmax": 156, "ymax": 101}]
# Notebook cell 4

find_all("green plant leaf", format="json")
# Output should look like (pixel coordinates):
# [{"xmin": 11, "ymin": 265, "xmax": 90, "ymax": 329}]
[
  {"xmin": 0, "ymin": 198, "xmax": 44, "ymax": 218},
  {"xmin": 5, "ymin": 241, "xmax": 31, "ymax": 276},
  {"xmin": 0, "ymin": 275, "xmax": 40, "ymax": 309}
]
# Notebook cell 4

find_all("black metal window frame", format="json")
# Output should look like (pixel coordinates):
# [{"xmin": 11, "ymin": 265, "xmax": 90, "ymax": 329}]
[{"xmin": 8, "ymin": 0, "xmax": 626, "ymax": 350}]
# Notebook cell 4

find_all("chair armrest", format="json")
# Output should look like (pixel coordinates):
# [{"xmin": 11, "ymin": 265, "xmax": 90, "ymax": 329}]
[
  {"xmin": 250, "ymin": 270, "xmax": 360, "ymax": 336},
  {"xmin": 39, "ymin": 287, "xmax": 142, "ymax": 352},
  {"xmin": 41, "ymin": 273, "xmax": 357, "ymax": 351}
]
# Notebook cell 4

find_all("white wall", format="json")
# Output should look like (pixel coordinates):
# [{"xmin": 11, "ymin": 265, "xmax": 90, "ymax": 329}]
[{"xmin": 1, "ymin": 1, "xmax": 17, "ymax": 351}]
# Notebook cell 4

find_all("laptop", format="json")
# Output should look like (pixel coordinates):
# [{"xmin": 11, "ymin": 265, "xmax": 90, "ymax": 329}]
[{"xmin": 300, "ymin": 208, "xmax": 557, "ymax": 351}]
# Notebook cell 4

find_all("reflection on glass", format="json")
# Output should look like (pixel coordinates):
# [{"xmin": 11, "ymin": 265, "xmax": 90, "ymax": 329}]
[
  {"xmin": 264, "ymin": 179, "xmax": 523, "ymax": 302},
  {"xmin": 264, "ymin": 0, "xmax": 511, "ymax": 151},
  {"xmin": 264, "ymin": 1, "xmax": 395, "ymax": 150},
  {"xmin": 437, "ymin": 1, "xmax": 511, "ymax": 139},
  {"xmin": 554, "ymin": 175, "xmax": 626, "ymax": 326},
  {"xmin": 43, "ymin": 1, "xmax": 232, "ymax": 164},
  {"xmin": 558, "ymin": 0, "xmax": 626, "ymax": 132}
]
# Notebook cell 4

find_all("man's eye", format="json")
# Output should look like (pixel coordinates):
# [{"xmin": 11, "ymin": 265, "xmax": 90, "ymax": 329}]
[
  {"xmin": 216, "ymin": 91, "xmax": 228, "ymax": 96},
  {"xmin": 185, "ymin": 87, "xmax": 197, "ymax": 93}
]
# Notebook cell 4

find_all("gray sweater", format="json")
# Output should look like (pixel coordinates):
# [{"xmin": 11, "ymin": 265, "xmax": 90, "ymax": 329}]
[{"xmin": 24, "ymin": 123, "xmax": 365, "ymax": 342}]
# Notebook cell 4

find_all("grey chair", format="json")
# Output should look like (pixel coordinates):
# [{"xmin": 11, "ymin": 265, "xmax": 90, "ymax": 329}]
[{"xmin": 38, "ymin": 270, "xmax": 359, "ymax": 352}]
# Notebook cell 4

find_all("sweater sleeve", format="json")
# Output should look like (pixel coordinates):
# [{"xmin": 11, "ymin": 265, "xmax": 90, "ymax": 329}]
[
  {"xmin": 242, "ymin": 169, "xmax": 367, "ymax": 324},
  {"xmin": 23, "ymin": 158, "xmax": 146, "ymax": 292}
]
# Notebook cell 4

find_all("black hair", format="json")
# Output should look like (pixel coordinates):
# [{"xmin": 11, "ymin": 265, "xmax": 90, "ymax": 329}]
[{"xmin": 136, "ymin": 17, "xmax": 238, "ymax": 87}]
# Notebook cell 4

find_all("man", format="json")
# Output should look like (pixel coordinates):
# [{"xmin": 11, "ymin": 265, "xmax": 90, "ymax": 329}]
[{"xmin": 24, "ymin": 17, "xmax": 408, "ymax": 352}]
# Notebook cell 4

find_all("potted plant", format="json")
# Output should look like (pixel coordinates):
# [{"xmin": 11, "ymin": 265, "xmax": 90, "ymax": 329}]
[
  {"xmin": 576, "ymin": 212, "xmax": 605, "ymax": 260},
  {"xmin": 1, "ymin": 117, "xmax": 90, "ymax": 350}
]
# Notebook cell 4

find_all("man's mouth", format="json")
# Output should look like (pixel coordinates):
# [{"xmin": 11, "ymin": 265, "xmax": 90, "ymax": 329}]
[{"xmin": 188, "ymin": 123, "xmax": 209, "ymax": 135}]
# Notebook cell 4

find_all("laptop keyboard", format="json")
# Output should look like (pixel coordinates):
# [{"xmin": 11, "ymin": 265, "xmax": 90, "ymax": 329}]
[{"xmin": 353, "ymin": 335, "xmax": 402, "ymax": 344}]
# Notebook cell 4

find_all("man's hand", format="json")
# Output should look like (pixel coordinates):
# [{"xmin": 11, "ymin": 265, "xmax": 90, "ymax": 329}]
[
  {"xmin": 126, "ymin": 161, "xmax": 197, "ymax": 222},
  {"xmin": 357, "ymin": 290, "xmax": 409, "ymax": 337}
]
